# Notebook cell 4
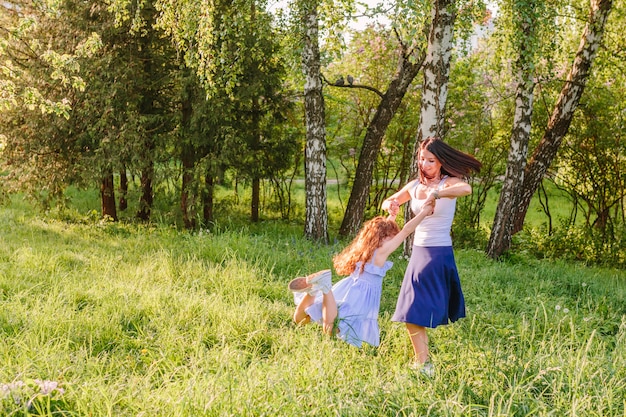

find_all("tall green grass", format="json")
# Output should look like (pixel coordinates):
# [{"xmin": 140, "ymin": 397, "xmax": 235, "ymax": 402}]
[{"xmin": 0, "ymin": 199, "xmax": 624, "ymax": 416}]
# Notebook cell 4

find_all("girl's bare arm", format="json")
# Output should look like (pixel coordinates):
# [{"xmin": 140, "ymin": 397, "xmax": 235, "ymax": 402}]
[{"xmin": 374, "ymin": 201, "xmax": 434, "ymax": 266}]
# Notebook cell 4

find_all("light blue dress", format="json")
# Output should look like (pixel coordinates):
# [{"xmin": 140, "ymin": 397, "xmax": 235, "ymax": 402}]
[{"xmin": 294, "ymin": 257, "xmax": 393, "ymax": 348}]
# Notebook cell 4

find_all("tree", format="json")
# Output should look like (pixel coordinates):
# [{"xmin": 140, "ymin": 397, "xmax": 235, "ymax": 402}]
[
  {"xmin": 487, "ymin": 0, "xmax": 613, "ymax": 258},
  {"xmin": 555, "ymin": 90, "xmax": 626, "ymax": 235},
  {"xmin": 223, "ymin": 2, "xmax": 294, "ymax": 223},
  {"xmin": 402, "ymin": 0, "xmax": 457, "ymax": 254},
  {"xmin": 0, "ymin": 1, "xmax": 100, "ymax": 208},
  {"xmin": 0, "ymin": 1, "xmax": 90, "ymax": 119},
  {"xmin": 0, "ymin": 1, "xmax": 99, "ymax": 207},
  {"xmin": 445, "ymin": 53, "xmax": 507, "ymax": 235},
  {"xmin": 298, "ymin": 0, "xmax": 329, "ymax": 242},
  {"xmin": 413, "ymin": 0, "xmax": 457, "ymax": 146},
  {"xmin": 337, "ymin": 27, "xmax": 427, "ymax": 237},
  {"xmin": 486, "ymin": 0, "xmax": 548, "ymax": 258},
  {"xmin": 154, "ymin": 0, "xmax": 296, "ymax": 227},
  {"xmin": 80, "ymin": 1, "xmax": 177, "ymax": 222}
]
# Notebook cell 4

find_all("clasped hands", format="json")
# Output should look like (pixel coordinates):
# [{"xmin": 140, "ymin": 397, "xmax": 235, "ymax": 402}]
[{"xmin": 384, "ymin": 198, "xmax": 435, "ymax": 221}]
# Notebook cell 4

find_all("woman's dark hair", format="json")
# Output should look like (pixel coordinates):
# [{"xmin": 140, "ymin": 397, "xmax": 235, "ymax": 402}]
[{"xmin": 418, "ymin": 137, "xmax": 482, "ymax": 183}]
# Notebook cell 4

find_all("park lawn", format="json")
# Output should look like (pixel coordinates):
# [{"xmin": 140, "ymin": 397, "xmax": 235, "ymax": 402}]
[{"xmin": 0, "ymin": 199, "xmax": 624, "ymax": 416}]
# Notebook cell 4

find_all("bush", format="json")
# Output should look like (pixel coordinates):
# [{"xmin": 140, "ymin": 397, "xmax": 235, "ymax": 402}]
[{"xmin": 513, "ymin": 224, "xmax": 626, "ymax": 268}]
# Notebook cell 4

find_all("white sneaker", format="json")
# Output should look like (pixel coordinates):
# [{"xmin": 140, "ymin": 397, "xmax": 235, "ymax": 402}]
[
  {"xmin": 288, "ymin": 277, "xmax": 317, "ymax": 296},
  {"xmin": 306, "ymin": 269, "xmax": 333, "ymax": 294},
  {"xmin": 421, "ymin": 362, "xmax": 435, "ymax": 377},
  {"xmin": 409, "ymin": 360, "xmax": 435, "ymax": 377}
]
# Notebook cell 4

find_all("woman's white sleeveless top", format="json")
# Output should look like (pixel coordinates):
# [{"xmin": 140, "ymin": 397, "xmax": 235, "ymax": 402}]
[{"xmin": 409, "ymin": 177, "xmax": 456, "ymax": 247}]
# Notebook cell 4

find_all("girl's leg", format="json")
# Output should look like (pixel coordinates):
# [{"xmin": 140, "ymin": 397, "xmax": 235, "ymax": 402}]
[
  {"xmin": 406, "ymin": 323, "xmax": 429, "ymax": 364},
  {"xmin": 293, "ymin": 294, "xmax": 316, "ymax": 325},
  {"xmin": 321, "ymin": 291, "xmax": 338, "ymax": 335}
]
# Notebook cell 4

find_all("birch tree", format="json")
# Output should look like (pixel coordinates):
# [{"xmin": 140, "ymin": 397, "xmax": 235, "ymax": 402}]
[
  {"xmin": 404, "ymin": 0, "xmax": 457, "ymax": 254},
  {"xmin": 299, "ymin": 0, "xmax": 329, "ymax": 242},
  {"xmin": 412, "ymin": 0, "xmax": 458, "ymax": 150},
  {"xmin": 486, "ymin": 0, "xmax": 546, "ymax": 258},
  {"xmin": 487, "ymin": 0, "xmax": 613, "ymax": 258}
]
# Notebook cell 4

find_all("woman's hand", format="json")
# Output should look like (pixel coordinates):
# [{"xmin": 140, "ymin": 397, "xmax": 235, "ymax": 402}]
[{"xmin": 423, "ymin": 189, "xmax": 438, "ymax": 206}]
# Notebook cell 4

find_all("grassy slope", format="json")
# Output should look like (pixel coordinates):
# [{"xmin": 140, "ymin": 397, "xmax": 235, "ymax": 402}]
[{"xmin": 0, "ymin": 199, "xmax": 624, "ymax": 416}]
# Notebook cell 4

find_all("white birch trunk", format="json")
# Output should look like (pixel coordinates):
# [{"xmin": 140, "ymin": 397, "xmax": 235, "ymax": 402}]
[
  {"xmin": 486, "ymin": 15, "xmax": 536, "ymax": 259},
  {"xmin": 302, "ymin": 1, "xmax": 328, "ymax": 242},
  {"xmin": 487, "ymin": 69, "xmax": 534, "ymax": 258},
  {"xmin": 404, "ymin": 0, "xmax": 456, "ymax": 255},
  {"xmin": 414, "ymin": 0, "xmax": 456, "ymax": 148},
  {"xmin": 511, "ymin": 0, "xmax": 613, "ymax": 235}
]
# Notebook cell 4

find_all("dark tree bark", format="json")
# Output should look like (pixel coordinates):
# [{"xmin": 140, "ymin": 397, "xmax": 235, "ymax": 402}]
[
  {"xmin": 203, "ymin": 172, "xmax": 214, "ymax": 225},
  {"xmin": 119, "ymin": 167, "xmax": 128, "ymax": 211},
  {"xmin": 136, "ymin": 144, "xmax": 154, "ymax": 222},
  {"xmin": 250, "ymin": 2, "xmax": 261, "ymax": 223},
  {"xmin": 101, "ymin": 172, "xmax": 117, "ymax": 221},
  {"xmin": 251, "ymin": 177, "xmax": 260, "ymax": 222},
  {"xmin": 339, "ymin": 35, "xmax": 427, "ymax": 237},
  {"xmin": 181, "ymin": 147, "xmax": 196, "ymax": 229}
]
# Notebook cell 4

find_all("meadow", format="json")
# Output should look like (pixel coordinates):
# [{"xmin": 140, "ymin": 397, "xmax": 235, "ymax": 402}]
[{"xmin": 0, "ymin": 195, "xmax": 625, "ymax": 416}]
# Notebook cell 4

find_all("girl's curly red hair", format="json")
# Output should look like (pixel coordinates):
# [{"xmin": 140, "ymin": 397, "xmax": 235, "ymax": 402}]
[{"xmin": 333, "ymin": 216, "xmax": 400, "ymax": 276}]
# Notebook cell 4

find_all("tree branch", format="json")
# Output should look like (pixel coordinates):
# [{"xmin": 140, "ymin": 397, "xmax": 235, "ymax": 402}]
[{"xmin": 320, "ymin": 73, "xmax": 384, "ymax": 98}]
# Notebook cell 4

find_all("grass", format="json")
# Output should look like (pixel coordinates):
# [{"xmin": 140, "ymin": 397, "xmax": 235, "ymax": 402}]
[{"xmin": 0, "ymin": 197, "xmax": 625, "ymax": 416}]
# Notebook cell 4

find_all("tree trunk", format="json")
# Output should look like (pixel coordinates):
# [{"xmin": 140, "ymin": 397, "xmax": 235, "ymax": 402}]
[
  {"xmin": 414, "ymin": 0, "xmax": 456, "ymax": 148},
  {"xmin": 487, "ymin": 18, "xmax": 535, "ymax": 259},
  {"xmin": 404, "ymin": 0, "xmax": 456, "ymax": 255},
  {"xmin": 203, "ymin": 172, "xmax": 214, "ymax": 225},
  {"xmin": 180, "ymin": 91, "xmax": 196, "ymax": 230},
  {"xmin": 302, "ymin": 0, "xmax": 328, "ymax": 243},
  {"xmin": 101, "ymin": 172, "xmax": 117, "ymax": 221},
  {"xmin": 137, "ymin": 156, "xmax": 154, "ymax": 221},
  {"xmin": 119, "ymin": 167, "xmax": 128, "ymax": 211},
  {"xmin": 250, "ymin": 2, "xmax": 261, "ymax": 223},
  {"xmin": 339, "ymin": 44, "xmax": 426, "ymax": 237},
  {"xmin": 511, "ymin": 0, "xmax": 613, "ymax": 235},
  {"xmin": 136, "ymin": 12, "xmax": 157, "ymax": 223},
  {"xmin": 251, "ymin": 177, "xmax": 260, "ymax": 222},
  {"xmin": 181, "ymin": 147, "xmax": 196, "ymax": 229}
]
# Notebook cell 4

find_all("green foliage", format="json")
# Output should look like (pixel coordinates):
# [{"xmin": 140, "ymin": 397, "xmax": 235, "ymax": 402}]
[
  {"xmin": 446, "ymin": 53, "xmax": 509, "ymax": 228},
  {"xmin": 324, "ymin": 25, "xmax": 413, "ymax": 187},
  {"xmin": 0, "ymin": 0, "xmax": 95, "ymax": 116},
  {"xmin": 0, "ymin": 0, "xmax": 179, "ymax": 211},
  {"xmin": 220, "ymin": 6, "xmax": 297, "ymax": 182},
  {"xmin": 0, "ymin": 200, "xmax": 624, "ymax": 416},
  {"xmin": 2, "ymin": 0, "xmax": 625, "ymax": 268},
  {"xmin": 548, "ymin": 17, "xmax": 626, "ymax": 241},
  {"xmin": 513, "ymin": 223, "xmax": 626, "ymax": 269},
  {"xmin": 491, "ymin": 0, "xmax": 565, "ymax": 77}
]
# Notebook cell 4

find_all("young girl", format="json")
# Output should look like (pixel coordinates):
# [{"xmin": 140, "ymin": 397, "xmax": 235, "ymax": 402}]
[{"xmin": 288, "ymin": 199, "xmax": 434, "ymax": 348}]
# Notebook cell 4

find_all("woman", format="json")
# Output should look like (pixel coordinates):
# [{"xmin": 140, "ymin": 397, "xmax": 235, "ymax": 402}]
[{"xmin": 381, "ymin": 137, "xmax": 481, "ymax": 375}]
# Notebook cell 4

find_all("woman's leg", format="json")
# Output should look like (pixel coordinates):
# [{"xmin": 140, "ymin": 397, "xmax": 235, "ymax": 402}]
[
  {"xmin": 406, "ymin": 323, "xmax": 429, "ymax": 364},
  {"xmin": 321, "ymin": 291, "xmax": 338, "ymax": 335}
]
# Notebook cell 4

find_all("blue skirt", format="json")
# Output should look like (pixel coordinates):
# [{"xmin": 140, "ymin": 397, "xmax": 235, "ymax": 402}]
[{"xmin": 391, "ymin": 246, "xmax": 465, "ymax": 328}]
